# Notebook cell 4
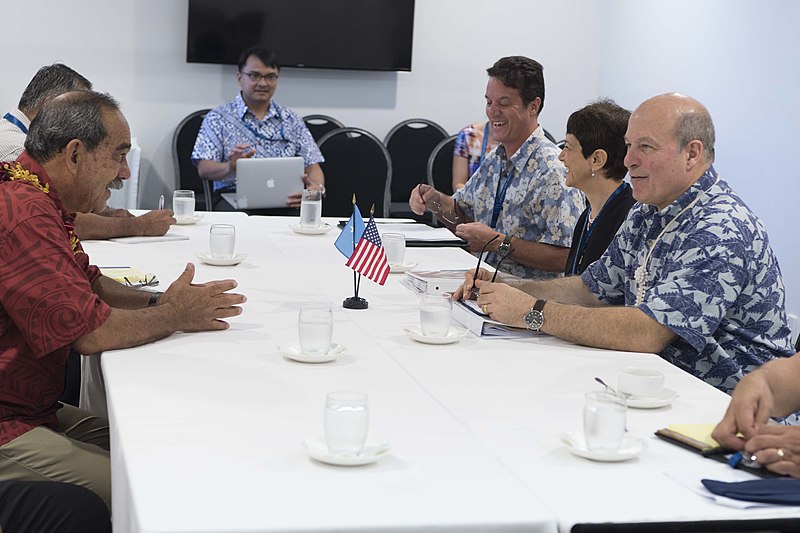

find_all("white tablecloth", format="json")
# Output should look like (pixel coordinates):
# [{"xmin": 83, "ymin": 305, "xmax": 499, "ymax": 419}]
[{"xmin": 82, "ymin": 214, "xmax": 800, "ymax": 532}]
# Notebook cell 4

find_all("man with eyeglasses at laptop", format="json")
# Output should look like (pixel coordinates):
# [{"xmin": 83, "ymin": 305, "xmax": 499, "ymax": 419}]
[{"xmin": 193, "ymin": 47, "xmax": 325, "ymax": 213}]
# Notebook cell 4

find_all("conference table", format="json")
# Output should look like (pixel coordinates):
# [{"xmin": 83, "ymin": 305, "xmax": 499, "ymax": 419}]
[{"xmin": 82, "ymin": 212, "xmax": 800, "ymax": 533}]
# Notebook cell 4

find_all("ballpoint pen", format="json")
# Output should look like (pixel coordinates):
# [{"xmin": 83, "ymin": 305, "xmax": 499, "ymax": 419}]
[{"xmin": 158, "ymin": 194, "xmax": 165, "ymax": 210}]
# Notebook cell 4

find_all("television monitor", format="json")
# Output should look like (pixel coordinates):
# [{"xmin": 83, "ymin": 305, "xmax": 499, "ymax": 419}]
[{"xmin": 187, "ymin": 0, "xmax": 415, "ymax": 72}]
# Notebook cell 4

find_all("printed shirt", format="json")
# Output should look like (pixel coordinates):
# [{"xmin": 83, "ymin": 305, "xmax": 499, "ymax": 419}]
[
  {"xmin": 581, "ymin": 166, "xmax": 793, "ymax": 394},
  {"xmin": 454, "ymin": 121, "xmax": 499, "ymax": 178},
  {"xmin": 191, "ymin": 93, "xmax": 323, "ymax": 191},
  {"xmin": 453, "ymin": 127, "xmax": 584, "ymax": 279},
  {"xmin": 0, "ymin": 108, "xmax": 29, "ymax": 161},
  {"xmin": 0, "ymin": 153, "xmax": 112, "ymax": 445}
]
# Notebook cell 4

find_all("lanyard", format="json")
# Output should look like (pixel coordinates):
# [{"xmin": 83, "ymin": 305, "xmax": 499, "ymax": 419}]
[
  {"xmin": 568, "ymin": 182, "xmax": 629, "ymax": 274},
  {"xmin": 490, "ymin": 162, "xmax": 515, "ymax": 229},
  {"xmin": 479, "ymin": 122, "xmax": 490, "ymax": 166},
  {"xmin": 4, "ymin": 113, "xmax": 28, "ymax": 134}
]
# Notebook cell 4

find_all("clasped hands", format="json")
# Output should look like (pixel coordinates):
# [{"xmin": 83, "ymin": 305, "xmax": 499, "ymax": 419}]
[
  {"xmin": 453, "ymin": 267, "xmax": 535, "ymax": 328},
  {"xmin": 712, "ymin": 377, "xmax": 800, "ymax": 478}
]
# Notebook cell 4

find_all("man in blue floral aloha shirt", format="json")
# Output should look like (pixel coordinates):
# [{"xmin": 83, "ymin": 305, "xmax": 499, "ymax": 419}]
[
  {"xmin": 463, "ymin": 93, "xmax": 793, "ymax": 395},
  {"xmin": 410, "ymin": 56, "xmax": 584, "ymax": 280},
  {"xmin": 192, "ymin": 47, "xmax": 324, "ymax": 211}
]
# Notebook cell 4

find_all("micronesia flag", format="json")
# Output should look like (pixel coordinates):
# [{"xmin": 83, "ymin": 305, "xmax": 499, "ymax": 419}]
[
  {"xmin": 334, "ymin": 204, "xmax": 365, "ymax": 258},
  {"xmin": 345, "ymin": 216, "xmax": 390, "ymax": 285}
]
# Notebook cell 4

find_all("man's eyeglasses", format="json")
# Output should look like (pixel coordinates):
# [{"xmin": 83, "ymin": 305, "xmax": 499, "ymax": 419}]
[{"xmin": 241, "ymin": 71, "xmax": 279, "ymax": 83}]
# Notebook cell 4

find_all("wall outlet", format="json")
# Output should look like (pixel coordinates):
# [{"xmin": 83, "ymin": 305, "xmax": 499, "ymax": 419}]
[{"xmin": 789, "ymin": 313, "xmax": 799, "ymax": 347}]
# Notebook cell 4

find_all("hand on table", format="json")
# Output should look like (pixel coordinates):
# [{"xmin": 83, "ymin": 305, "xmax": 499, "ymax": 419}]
[
  {"xmin": 475, "ymin": 279, "xmax": 534, "ymax": 327},
  {"xmin": 743, "ymin": 425, "xmax": 800, "ymax": 478},
  {"xmin": 159, "ymin": 263, "xmax": 246, "ymax": 331},
  {"xmin": 712, "ymin": 371, "xmax": 775, "ymax": 450},
  {"xmin": 135, "ymin": 210, "xmax": 175, "ymax": 235}
]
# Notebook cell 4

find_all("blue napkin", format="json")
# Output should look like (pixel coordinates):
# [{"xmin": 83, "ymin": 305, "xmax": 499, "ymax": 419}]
[{"xmin": 702, "ymin": 478, "xmax": 800, "ymax": 505}]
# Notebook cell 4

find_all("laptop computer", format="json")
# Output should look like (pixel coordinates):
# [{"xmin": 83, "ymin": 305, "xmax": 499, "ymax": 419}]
[{"xmin": 222, "ymin": 157, "xmax": 305, "ymax": 209}]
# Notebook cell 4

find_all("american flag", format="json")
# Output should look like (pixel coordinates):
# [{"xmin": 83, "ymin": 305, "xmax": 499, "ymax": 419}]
[{"xmin": 345, "ymin": 217, "xmax": 390, "ymax": 285}]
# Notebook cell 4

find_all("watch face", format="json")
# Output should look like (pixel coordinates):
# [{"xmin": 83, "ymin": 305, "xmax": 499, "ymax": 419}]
[{"xmin": 525, "ymin": 310, "xmax": 544, "ymax": 331}]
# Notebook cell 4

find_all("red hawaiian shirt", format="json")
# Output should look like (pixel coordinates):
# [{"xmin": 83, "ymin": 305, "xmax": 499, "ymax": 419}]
[{"xmin": 0, "ymin": 152, "xmax": 112, "ymax": 445}]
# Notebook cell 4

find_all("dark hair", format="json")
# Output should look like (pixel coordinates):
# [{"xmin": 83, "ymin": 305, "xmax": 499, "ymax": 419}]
[
  {"xmin": 238, "ymin": 47, "xmax": 280, "ymax": 72},
  {"xmin": 566, "ymin": 99, "xmax": 631, "ymax": 181},
  {"xmin": 486, "ymin": 56, "xmax": 545, "ymax": 112},
  {"xmin": 25, "ymin": 91, "xmax": 120, "ymax": 163},
  {"xmin": 18, "ymin": 64, "xmax": 92, "ymax": 115},
  {"xmin": 674, "ymin": 108, "xmax": 715, "ymax": 163}
]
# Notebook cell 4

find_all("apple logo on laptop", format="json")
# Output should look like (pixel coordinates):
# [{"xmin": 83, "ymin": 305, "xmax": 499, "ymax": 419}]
[{"xmin": 265, "ymin": 178, "xmax": 276, "ymax": 189}]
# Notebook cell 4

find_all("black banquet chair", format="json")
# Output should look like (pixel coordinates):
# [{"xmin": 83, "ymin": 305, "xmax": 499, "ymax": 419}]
[
  {"xmin": 303, "ymin": 114, "xmax": 345, "ymax": 143},
  {"xmin": 173, "ymin": 109, "xmax": 213, "ymax": 211},
  {"xmin": 318, "ymin": 127, "xmax": 391, "ymax": 218},
  {"xmin": 383, "ymin": 118, "xmax": 448, "ymax": 218},
  {"xmin": 426, "ymin": 135, "xmax": 457, "ymax": 225}
]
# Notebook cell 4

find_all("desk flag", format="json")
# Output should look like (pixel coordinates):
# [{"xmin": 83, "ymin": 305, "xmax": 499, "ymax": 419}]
[
  {"xmin": 334, "ymin": 204, "xmax": 365, "ymax": 258},
  {"xmin": 345, "ymin": 216, "xmax": 390, "ymax": 285}
]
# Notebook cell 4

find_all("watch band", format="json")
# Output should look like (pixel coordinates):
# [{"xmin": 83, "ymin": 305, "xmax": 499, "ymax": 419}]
[
  {"xmin": 524, "ymin": 299, "xmax": 547, "ymax": 331},
  {"xmin": 148, "ymin": 291, "xmax": 163, "ymax": 307},
  {"xmin": 498, "ymin": 233, "xmax": 513, "ymax": 256}
]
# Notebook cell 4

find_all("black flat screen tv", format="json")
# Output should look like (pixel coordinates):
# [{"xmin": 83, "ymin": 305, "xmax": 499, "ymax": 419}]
[{"xmin": 187, "ymin": 0, "xmax": 415, "ymax": 72}]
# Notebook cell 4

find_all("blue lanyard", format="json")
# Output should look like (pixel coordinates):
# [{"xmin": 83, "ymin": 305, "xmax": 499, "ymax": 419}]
[
  {"xmin": 569, "ymin": 182, "xmax": 630, "ymax": 274},
  {"xmin": 490, "ymin": 162, "xmax": 515, "ymax": 229},
  {"xmin": 4, "ymin": 113, "xmax": 28, "ymax": 134},
  {"xmin": 479, "ymin": 122, "xmax": 490, "ymax": 166}
]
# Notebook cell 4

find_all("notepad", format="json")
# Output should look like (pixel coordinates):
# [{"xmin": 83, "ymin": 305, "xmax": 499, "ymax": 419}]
[
  {"xmin": 109, "ymin": 232, "xmax": 190, "ymax": 245},
  {"xmin": 656, "ymin": 424, "xmax": 719, "ymax": 451},
  {"xmin": 99, "ymin": 267, "xmax": 159, "ymax": 287}
]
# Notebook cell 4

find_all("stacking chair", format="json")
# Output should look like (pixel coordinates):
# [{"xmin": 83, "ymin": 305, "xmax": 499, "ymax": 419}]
[
  {"xmin": 318, "ymin": 127, "xmax": 391, "ymax": 218},
  {"xmin": 383, "ymin": 118, "xmax": 448, "ymax": 219},
  {"xmin": 303, "ymin": 114, "xmax": 345, "ymax": 143},
  {"xmin": 427, "ymin": 135, "xmax": 457, "ymax": 196},
  {"xmin": 173, "ymin": 109, "xmax": 213, "ymax": 211}
]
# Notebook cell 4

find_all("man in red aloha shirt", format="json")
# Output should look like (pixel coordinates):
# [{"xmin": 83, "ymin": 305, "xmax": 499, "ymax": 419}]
[{"xmin": 0, "ymin": 90, "xmax": 247, "ymax": 510}]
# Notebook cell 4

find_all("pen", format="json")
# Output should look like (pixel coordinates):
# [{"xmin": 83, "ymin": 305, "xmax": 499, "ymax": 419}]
[
  {"xmin": 158, "ymin": 194, "xmax": 164, "ymax": 210},
  {"xmin": 701, "ymin": 445, "xmax": 734, "ymax": 457}
]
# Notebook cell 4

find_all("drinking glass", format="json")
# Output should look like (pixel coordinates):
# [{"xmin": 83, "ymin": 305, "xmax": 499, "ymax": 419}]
[
  {"xmin": 173, "ymin": 189, "xmax": 195, "ymax": 219},
  {"xmin": 298, "ymin": 304, "xmax": 333, "ymax": 355},
  {"xmin": 209, "ymin": 224, "xmax": 236, "ymax": 259},
  {"xmin": 419, "ymin": 293, "xmax": 452, "ymax": 337},
  {"xmin": 382, "ymin": 233, "xmax": 406, "ymax": 267},
  {"xmin": 300, "ymin": 188, "xmax": 323, "ymax": 228},
  {"xmin": 325, "ymin": 391, "xmax": 369, "ymax": 455},
  {"xmin": 583, "ymin": 391, "xmax": 626, "ymax": 452}
]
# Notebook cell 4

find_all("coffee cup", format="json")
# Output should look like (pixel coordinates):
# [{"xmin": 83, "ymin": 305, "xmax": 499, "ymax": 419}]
[{"xmin": 617, "ymin": 367, "xmax": 664, "ymax": 398}]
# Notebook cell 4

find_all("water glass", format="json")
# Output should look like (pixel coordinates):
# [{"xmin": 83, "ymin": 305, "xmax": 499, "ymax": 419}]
[
  {"xmin": 382, "ymin": 233, "xmax": 406, "ymax": 267},
  {"xmin": 173, "ymin": 189, "xmax": 195, "ymax": 219},
  {"xmin": 583, "ymin": 391, "xmax": 626, "ymax": 452},
  {"xmin": 300, "ymin": 188, "xmax": 323, "ymax": 228},
  {"xmin": 298, "ymin": 304, "xmax": 333, "ymax": 355},
  {"xmin": 209, "ymin": 224, "xmax": 236, "ymax": 259},
  {"xmin": 325, "ymin": 391, "xmax": 369, "ymax": 455},
  {"xmin": 419, "ymin": 293, "xmax": 452, "ymax": 337}
]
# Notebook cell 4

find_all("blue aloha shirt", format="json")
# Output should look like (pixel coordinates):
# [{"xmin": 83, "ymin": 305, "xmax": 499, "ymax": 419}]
[
  {"xmin": 192, "ymin": 93, "xmax": 323, "ymax": 192},
  {"xmin": 452, "ymin": 127, "xmax": 584, "ymax": 279},
  {"xmin": 582, "ymin": 166, "xmax": 793, "ymax": 395}
]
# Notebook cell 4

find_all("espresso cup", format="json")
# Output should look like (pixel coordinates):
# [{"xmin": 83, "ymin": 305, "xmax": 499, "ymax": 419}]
[{"xmin": 617, "ymin": 367, "xmax": 665, "ymax": 399}]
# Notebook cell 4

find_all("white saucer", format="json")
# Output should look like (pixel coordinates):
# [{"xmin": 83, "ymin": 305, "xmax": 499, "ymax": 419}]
[
  {"xmin": 195, "ymin": 252, "xmax": 247, "ymax": 266},
  {"xmin": 626, "ymin": 388, "xmax": 678, "ymax": 409},
  {"xmin": 561, "ymin": 432, "xmax": 645, "ymax": 462},
  {"xmin": 404, "ymin": 326, "xmax": 467, "ymax": 345},
  {"xmin": 389, "ymin": 262, "xmax": 417, "ymax": 273},
  {"xmin": 175, "ymin": 214, "xmax": 203, "ymax": 225},
  {"xmin": 304, "ymin": 437, "xmax": 390, "ymax": 466},
  {"xmin": 290, "ymin": 222, "xmax": 333, "ymax": 235},
  {"xmin": 279, "ymin": 343, "xmax": 345, "ymax": 363}
]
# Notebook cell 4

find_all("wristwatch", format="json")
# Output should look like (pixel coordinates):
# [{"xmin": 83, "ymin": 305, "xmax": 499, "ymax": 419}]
[
  {"xmin": 524, "ymin": 299, "xmax": 547, "ymax": 331},
  {"xmin": 498, "ymin": 234, "xmax": 513, "ymax": 257}
]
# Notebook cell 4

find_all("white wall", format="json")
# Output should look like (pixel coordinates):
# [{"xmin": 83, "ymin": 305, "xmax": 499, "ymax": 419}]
[{"xmin": 1, "ymin": 0, "xmax": 798, "ymax": 319}]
